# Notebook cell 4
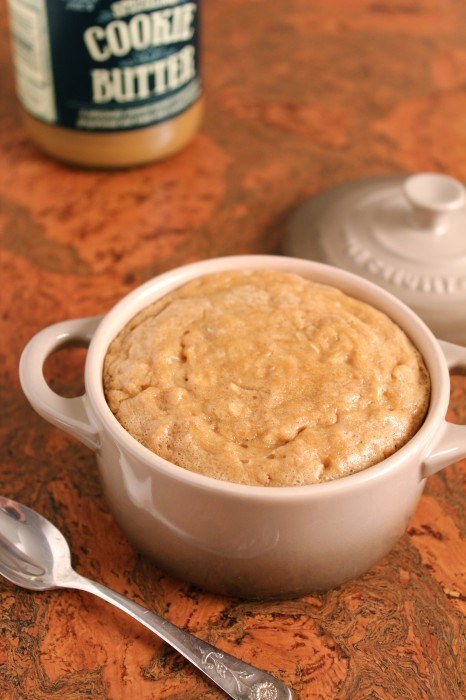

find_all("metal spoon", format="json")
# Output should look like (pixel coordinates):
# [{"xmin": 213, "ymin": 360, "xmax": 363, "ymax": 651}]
[{"xmin": 0, "ymin": 496, "xmax": 293, "ymax": 700}]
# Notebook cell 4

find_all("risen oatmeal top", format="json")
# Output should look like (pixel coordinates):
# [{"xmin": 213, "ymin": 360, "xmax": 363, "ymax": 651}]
[{"xmin": 103, "ymin": 270, "xmax": 430, "ymax": 486}]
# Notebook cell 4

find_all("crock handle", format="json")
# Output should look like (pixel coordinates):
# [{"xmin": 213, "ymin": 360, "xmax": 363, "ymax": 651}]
[
  {"xmin": 422, "ymin": 340, "xmax": 466, "ymax": 478},
  {"xmin": 19, "ymin": 317, "xmax": 102, "ymax": 451}
]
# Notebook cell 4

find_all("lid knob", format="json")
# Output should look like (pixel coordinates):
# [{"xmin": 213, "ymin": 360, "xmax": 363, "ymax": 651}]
[{"xmin": 403, "ymin": 173, "xmax": 466, "ymax": 235}]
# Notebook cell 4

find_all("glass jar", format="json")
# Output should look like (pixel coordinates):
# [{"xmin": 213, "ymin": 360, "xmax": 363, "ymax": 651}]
[{"xmin": 7, "ymin": 0, "xmax": 203, "ymax": 168}]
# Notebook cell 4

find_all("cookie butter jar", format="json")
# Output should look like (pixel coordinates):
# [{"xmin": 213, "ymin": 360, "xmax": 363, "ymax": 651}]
[{"xmin": 7, "ymin": 0, "xmax": 203, "ymax": 168}]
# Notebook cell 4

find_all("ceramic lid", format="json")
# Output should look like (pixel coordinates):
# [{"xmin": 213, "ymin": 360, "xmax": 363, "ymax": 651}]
[{"xmin": 285, "ymin": 173, "xmax": 466, "ymax": 345}]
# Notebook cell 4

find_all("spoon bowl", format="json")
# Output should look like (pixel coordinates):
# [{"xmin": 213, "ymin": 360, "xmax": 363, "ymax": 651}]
[
  {"xmin": 0, "ymin": 496, "xmax": 294, "ymax": 700},
  {"xmin": 0, "ymin": 497, "xmax": 72, "ymax": 590}
]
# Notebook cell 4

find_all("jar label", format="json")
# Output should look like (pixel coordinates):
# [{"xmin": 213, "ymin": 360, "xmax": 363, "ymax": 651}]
[{"xmin": 8, "ymin": 0, "xmax": 201, "ymax": 131}]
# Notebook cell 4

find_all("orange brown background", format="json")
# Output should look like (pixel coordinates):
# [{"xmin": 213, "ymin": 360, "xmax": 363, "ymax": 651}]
[{"xmin": 0, "ymin": 1, "xmax": 465, "ymax": 697}]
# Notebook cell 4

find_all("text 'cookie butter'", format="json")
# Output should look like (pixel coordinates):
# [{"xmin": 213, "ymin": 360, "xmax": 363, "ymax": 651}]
[
  {"xmin": 103, "ymin": 270, "xmax": 431, "ymax": 486},
  {"xmin": 7, "ymin": 0, "xmax": 202, "ymax": 168}
]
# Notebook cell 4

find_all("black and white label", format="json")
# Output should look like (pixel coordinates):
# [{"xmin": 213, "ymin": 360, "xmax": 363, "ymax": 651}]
[{"xmin": 8, "ymin": 0, "xmax": 201, "ymax": 131}]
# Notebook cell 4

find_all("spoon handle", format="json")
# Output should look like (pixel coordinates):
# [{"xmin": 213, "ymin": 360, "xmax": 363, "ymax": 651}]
[{"xmin": 69, "ymin": 572, "xmax": 293, "ymax": 700}]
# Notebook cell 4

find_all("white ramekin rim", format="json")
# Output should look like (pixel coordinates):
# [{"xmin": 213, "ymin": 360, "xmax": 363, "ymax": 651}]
[{"xmin": 85, "ymin": 255, "xmax": 451, "ymax": 500}]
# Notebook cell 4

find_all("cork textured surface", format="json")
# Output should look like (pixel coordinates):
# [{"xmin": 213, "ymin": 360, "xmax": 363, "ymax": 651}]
[{"xmin": 1, "ymin": 0, "xmax": 465, "ymax": 697}]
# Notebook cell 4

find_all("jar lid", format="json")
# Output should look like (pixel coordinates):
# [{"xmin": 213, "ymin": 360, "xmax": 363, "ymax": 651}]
[{"xmin": 285, "ymin": 173, "xmax": 466, "ymax": 345}]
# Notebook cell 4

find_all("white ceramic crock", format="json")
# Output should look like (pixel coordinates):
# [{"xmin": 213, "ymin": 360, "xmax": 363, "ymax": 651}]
[{"xmin": 19, "ymin": 256, "xmax": 466, "ymax": 599}]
